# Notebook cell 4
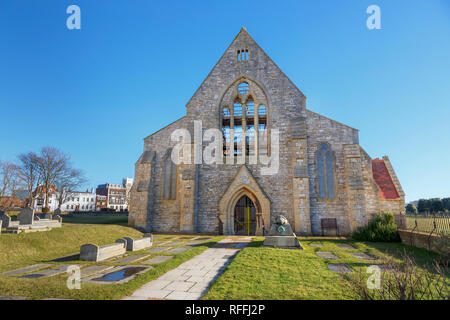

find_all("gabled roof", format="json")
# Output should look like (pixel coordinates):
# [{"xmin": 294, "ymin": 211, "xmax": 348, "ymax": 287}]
[{"xmin": 186, "ymin": 27, "xmax": 306, "ymax": 106}]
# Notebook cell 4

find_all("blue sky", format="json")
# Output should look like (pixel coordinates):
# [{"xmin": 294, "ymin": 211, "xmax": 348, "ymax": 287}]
[{"xmin": 0, "ymin": 0, "xmax": 449, "ymax": 202}]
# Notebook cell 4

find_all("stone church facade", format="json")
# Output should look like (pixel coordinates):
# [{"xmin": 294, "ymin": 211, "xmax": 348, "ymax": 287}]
[{"xmin": 128, "ymin": 28, "xmax": 405, "ymax": 236}]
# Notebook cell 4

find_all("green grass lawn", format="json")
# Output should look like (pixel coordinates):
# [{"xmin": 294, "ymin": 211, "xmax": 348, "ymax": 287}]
[
  {"xmin": 202, "ymin": 237, "xmax": 444, "ymax": 300},
  {"xmin": 0, "ymin": 223, "xmax": 221, "ymax": 300}
]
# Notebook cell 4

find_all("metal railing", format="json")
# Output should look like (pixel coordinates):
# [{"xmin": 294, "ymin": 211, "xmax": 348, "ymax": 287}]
[{"xmin": 401, "ymin": 212, "xmax": 450, "ymax": 236}]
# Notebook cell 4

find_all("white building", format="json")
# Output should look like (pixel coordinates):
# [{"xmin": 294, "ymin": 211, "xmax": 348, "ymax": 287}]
[{"xmin": 62, "ymin": 190, "xmax": 97, "ymax": 212}]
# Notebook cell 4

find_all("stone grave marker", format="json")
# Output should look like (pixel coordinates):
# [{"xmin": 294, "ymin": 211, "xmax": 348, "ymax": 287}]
[
  {"xmin": 148, "ymin": 246, "xmax": 171, "ymax": 253},
  {"xmin": 143, "ymin": 256, "xmax": 174, "ymax": 264},
  {"xmin": 1, "ymin": 264, "xmax": 52, "ymax": 277},
  {"xmin": 350, "ymin": 252, "xmax": 377, "ymax": 260},
  {"xmin": 17, "ymin": 208, "xmax": 34, "ymax": 225},
  {"xmin": 316, "ymin": 251, "xmax": 339, "ymax": 260},
  {"xmin": 328, "ymin": 264, "xmax": 352, "ymax": 273},
  {"xmin": 114, "ymin": 254, "xmax": 150, "ymax": 264},
  {"xmin": 336, "ymin": 244, "xmax": 355, "ymax": 250},
  {"xmin": 308, "ymin": 243, "xmax": 323, "ymax": 247},
  {"xmin": 166, "ymin": 247, "xmax": 190, "ymax": 254}
]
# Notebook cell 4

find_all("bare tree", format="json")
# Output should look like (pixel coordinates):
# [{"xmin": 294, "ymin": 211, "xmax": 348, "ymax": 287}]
[
  {"xmin": 54, "ymin": 168, "xmax": 87, "ymax": 209},
  {"xmin": 37, "ymin": 147, "xmax": 71, "ymax": 209},
  {"xmin": 17, "ymin": 152, "xmax": 42, "ymax": 208},
  {"xmin": 0, "ymin": 160, "xmax": 22, "ymax": 210}
]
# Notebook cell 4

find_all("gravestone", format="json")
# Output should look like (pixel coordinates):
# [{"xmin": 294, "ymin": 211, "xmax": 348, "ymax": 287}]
[
  {"xmin": 0, "ymin": 211, "xmax": 10, "ymax": 228},
  {"xmin": 80, "ymin": 243, "xmax": 126, "ymax": 262},
  {"xmin": 44, "ymin": 213, "xmax": 53, "ymax": 220},
  {"xmin": 262, "ymin": 215, "xmax": 303, "ymax": 249},
  {"xmin": 54, "ymin": 208, "xmax": 61, "ymax": 216},
  {"xmin": 17, "ymin": 208, "xmax": 34, "ymax": 225},
  {"xmin": 116, "ymin": 236, "xmax": 152, "ymax": 251}
]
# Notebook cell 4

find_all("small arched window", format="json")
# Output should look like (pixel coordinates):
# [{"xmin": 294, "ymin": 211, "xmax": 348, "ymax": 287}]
[
  {"xmin": 238, "ymin": 82, "xmax": 249, "ymax": 95},
  {"xmin": 316, "ymin": 143, "xmax": 335, "ymax": 199}
]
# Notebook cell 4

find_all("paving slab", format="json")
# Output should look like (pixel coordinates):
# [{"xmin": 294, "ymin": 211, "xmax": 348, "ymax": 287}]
[
  {"xmin": 316, "ymin": 252, "xmax": 339, "ymax": 260},
  {"xmin": 1, "ymin": 264, "xmax": 52, "ymax": 277},
  {"xmin": 336, "ymin": 244, "xmax": 355, "ymax": 250},
  {"xmin": 143, "ymin": 256, "xmax": 174, "ymax": 264},
  {"xmin": 114, "ymin": 254, "xmax": 150, "ymax": 264},
  {"xmin": 166, "ymin": 247, "xmax": 190, "ymax": 254},
  {"xmin": 328, "ymin": 264, "xmax": 352, "ymax": 273},
  {"xmin": 148, "ymin": 246, "xmax": 171, "ymax": 253},
  {"xmin": 350, "ymin": 252, "xmax": 377, "ymax": 260}
]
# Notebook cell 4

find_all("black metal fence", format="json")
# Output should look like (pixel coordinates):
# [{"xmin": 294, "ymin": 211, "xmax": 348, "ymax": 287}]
[{"xmin": 401, "ymin": 212, "xmax": 450, "ymax": 236}]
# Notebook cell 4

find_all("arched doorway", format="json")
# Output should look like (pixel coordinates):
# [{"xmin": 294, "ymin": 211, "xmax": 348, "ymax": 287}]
[{"xmin": 234, "ymin": 195, "xmax": 257, "ymax": 235}]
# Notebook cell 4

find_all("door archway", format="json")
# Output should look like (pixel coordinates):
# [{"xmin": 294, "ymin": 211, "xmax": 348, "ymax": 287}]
[{"xmin": 234, "ymin": 195, "xmax": 256, "ymax": 235}]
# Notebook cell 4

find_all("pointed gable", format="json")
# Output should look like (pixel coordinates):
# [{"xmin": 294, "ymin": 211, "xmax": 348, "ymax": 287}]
[
  {"xmin": 372, "ymin": 159, "xmax": 400, "ymax": 200},
  {"xmin": 186, "ymin": 27, "xmax": 307, "ymax": 122}
]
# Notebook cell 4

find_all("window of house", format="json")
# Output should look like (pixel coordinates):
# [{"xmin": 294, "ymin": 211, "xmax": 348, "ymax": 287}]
[{"xmin": 316, "ymin": 143, "xmax": 335, "ymax": 199}]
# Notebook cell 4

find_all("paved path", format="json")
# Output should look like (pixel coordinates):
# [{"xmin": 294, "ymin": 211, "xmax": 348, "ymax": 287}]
[{"xmin": 123, "ymin": 236, "xmax": 252, "ymax": 300}]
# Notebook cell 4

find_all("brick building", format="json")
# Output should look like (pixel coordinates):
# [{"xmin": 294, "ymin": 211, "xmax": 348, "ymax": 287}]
[{"xmin": 129, "ymin": 28, "xmax": 405, "ymax": 235}]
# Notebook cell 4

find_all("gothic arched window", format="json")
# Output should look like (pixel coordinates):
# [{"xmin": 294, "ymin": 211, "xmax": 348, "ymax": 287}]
[
  {"xmin": 163, "ymin": 151, "xmax": 177, "ymax": 200},
  {"xmin": 220, "ymin": 80, "xmax": 269, "ymax": 159},
  {"xmin": 316, "ymin": 143, "xmax": 335, "ymax": 199}
]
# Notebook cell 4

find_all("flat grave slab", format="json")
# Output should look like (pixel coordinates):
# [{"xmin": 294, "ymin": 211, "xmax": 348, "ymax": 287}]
[
  {"xmin": 80, "ymin": 265, "xmax": 114, "ymax": 278},
  {"xmin": 143, "ymin": 256, "xmax": 174, "ymax": 264},
  {"xmin": 350, "ymin": 252, "xmax": 377, "ymax": 260},
  {"xmin": 168, "ymin": 241, "xmax": 185, "ymax": 246},
  {"xmin": 147, "ymin": 246, "xmax": 171, "ymax": 253},
  {"xmin": 328, "ymin": 264, "xmax": 352, "ymax": 273},
  {"xmin": 186, "ymin": 241, "xmax": 205, "ymax": 246},
  {"xmin": 114, "ymin": 254, "xmax": 150, "ymax": 264},
  {"xmin": 153, "ymin": 241, "xmax": 171, "ymax": 246},
  {"xmin": 369, "ymin": 264, "xmax": 402, "ymax": 273},
  {"xmin": 336, "ymin": 244, "xmax": 355, "ymax": 250},
  {"xmin": 308, "ymin": 243, "xmax": 323, "ymax": 247},
  {"xmin": 1, "ymin": 264, "xmax": 52, "ymax": 277},
  {"xmin": 83, "ymin": 265, "xmax": 153, "ymax": 285},
  {"xmin": 315, "ymin": 251, "xmax": 339, "ymax": 260},
  {"xmin": 166, "ymin": 247, "xmax": 190, "ymax": 254},
  {"xmin": 20, "ymin": 264, "xmax": 83, "ymax": 279}
]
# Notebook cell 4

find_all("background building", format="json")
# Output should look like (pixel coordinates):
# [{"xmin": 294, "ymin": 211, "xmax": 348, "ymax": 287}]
[{"xmin": 96, "ymin": 178, "xmax": 133, "ymax": 212}]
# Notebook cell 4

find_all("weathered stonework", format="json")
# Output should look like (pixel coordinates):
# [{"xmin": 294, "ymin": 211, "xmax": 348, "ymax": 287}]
[{"xmin": 129, "ymin": 28, "xmax": 405, "ymax": 235}]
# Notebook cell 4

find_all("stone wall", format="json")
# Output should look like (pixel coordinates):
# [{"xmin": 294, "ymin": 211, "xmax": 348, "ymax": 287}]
[{"xmin": 398, "ymin": 229, "xmax": 444, "ymax": 254}]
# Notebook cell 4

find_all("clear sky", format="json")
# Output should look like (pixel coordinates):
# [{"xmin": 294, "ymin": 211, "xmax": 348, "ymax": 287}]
[{"xmin": 1, "ymin": 0, "xmax": 449, "ymax": 202}]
